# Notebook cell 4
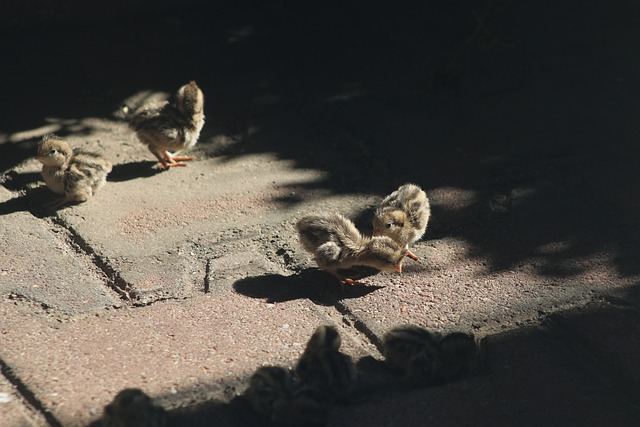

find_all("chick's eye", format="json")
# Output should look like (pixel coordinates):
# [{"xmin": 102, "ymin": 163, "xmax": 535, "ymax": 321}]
[
  {"xmin": 49, "ymin": 149, "xmax": 57, "ymax": 155},
  {"xmin": 385, "ymin": 223, "xmax": 393, "ymax": 229}
]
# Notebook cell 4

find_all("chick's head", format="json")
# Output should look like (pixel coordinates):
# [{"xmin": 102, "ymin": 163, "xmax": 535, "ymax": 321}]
[
  {"xmin": 37, "ymin": 134, "xmax": 72, "ymax": 167},
  {"xmin": 372, "ymin": 208, "xmax": 407, "ymax": 241},
  {"xmin": 174, "ymin": 81, "xmax": 204, "ymax": 117}
]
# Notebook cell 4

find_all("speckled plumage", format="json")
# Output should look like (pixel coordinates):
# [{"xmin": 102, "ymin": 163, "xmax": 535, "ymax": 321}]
[
  {"xmin": 36, "ymin": 134, "xmax": 112, "ymax": 209},
  {"xmin": 295, "ymin": 213, "xmax": 407, "ymax": 286},
  {"xmin": 294, "ymin": 326, "xmax": 356, "ymax": 403},
  {"xmin": 382, "ymin": 325, "xmax": 478, "ymax": 387},
  {"xmin": 373, "ymin": 183, "xmax": 430, "ymax": 260},
  {"xmin": 129, "ymin": 81, "xmax": 205, "ymax": 169}
]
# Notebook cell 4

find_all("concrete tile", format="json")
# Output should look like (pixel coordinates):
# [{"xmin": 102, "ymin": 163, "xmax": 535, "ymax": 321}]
[
  {"xmin": 329, "ymin": 326, "xmax": 640, "ymax": 426},
  {"xmin": 0, "ymin": 371, "xmax": 47, "ymax": 427},
  {"xmin": 550, "ymin": 303, "xmax": 640, "ymax": 387},
  {"xmin": 333, "ymin": 235, "xmax": 603, "ymax": 341},
  {"xmin": 0, "ymin": 186, "xmax": 120, "ymax": 314},
  {"xmin": 0, "ymin": 288, "xmax": 374, "ymax": 427}
]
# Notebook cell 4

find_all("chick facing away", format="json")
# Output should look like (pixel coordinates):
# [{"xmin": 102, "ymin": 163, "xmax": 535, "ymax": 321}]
[
  {"xmin": 101, "ymin": 388, "xmax": 166, "ymax": 427},
  {"xmin": 294, "ymin": 326, "xmax": 356, "ymax": 402},
  {"xmin": 36, "ymin": 134, "xmax": 112, "ymax": 210},
  {"xmin": 129, "ymin": 81, "xmax": 205, "ymax": 169},
  {"xmin": 373, "ymin": 183, "xmax": 430, "ymax": 261},
  {"xmin": 296, "ymin": 213, "xmax": 408, "ymax": 287}
]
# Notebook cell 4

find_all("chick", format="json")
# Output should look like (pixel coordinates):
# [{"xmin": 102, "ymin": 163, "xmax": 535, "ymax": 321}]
[
  {"xmin": 243, "ymin": 366, "xmax": 293, "ymax": 419},
  {"xmin": 382, "ymin": 324, "xmax": 440, "ymax": 386},
  {"xmin": 271, "ymin": 385, "xmax": 333, "ymax": 426},
  {"xmin": 431, "ymin": 332, "xmax": 478, "ymax": 384},
  {"xmin": 373, "ymin": 183, "xmax": 431, "ymax": 261},
  {"xmin": 383, "ymin": 325, "xmax": 478, "ymax": 387},
  {"xmin": 296, "ymin": 213, "xmax": 408, "ymax": 287},
  {"xmin": 101, "ymin": 388, "xmax": 166, "ymax": 427},
  {"xmin": 294, "ymin": 326, "xmax": 356, "ymax": 402},
  {"xmin": 129, "ymin": 81, "xmax": 205, "ymax": 169},
  {"xmin": 36, "ymin": 134, "xmax": 112, "ymax": 210},
  {"xmin": 299, "ymin": 324, "xmax": 342, "ymax": 355}
]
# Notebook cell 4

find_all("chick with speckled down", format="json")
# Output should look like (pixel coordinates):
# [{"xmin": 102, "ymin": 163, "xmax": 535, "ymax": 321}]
[
  {"xmin": 129, "ymin": 81, "xmax": 205, "ymax": 169},
  {"xmin": 243, "ymin": 366, "xmax": 293, "ymax": 420},
  {"xmin": 296, "ymin": 213, "xmax": 408, "ymax": 287},
  {"xmin": 294, "ymin": 325, "xmax": 356, "ymax": 402},
  {"xmin": 373, "ymin": 183, "xmax": 430, "ymax": 261},
  {"xmin": 36, "ymin": 134, "xmax": 112, "ymax": 210},
  {"xmin": 382, "ymin": 325, "xmax": 478, "ymax": 387}
]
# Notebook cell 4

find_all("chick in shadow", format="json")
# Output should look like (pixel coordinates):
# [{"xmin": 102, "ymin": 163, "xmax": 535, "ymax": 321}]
[{"xmin": 233, "ymin": 268, "xmax": 383, "ymax": 306}]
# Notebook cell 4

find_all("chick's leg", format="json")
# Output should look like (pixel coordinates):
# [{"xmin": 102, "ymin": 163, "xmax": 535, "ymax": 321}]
[
  {"xmin": 162, "ymin": 151, "xmax": 192, "ymax": 167},
  {"xmin": 150, "ymin": 149, "xmax": 170, "ymax": 169},
  {"xmin": 406, "ymin": 245, "xmax": 419, "ymax": 261},
  {"xmin": 326, "ymin": 270, "xmax": 366, "ymax": 290}
]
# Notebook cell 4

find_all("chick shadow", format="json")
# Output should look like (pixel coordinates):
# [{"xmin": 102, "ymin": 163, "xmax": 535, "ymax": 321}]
[
  {"xmin": 233, "ymin": 268, "xmax": 384, "ymax": 306},
  {"xmin": 0, "ymin": 192, "xmax": 31, "ymax": 216},
  {"xmin": 107, "ymin": 161, "xmax": 166, "ymax": 182}
]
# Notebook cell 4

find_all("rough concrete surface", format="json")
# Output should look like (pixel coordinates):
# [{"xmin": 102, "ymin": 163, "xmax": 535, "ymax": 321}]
[{"xmin": 1, "ymin": 0, "xmax": 640, "ymax": 426}]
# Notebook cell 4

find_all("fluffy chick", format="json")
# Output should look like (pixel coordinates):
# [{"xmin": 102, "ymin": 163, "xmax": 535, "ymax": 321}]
[
  {"xmin": 382, "ymin": 324, "xmax": 441, "ymax": 386},
  {"xmin": 101, "ymin": 388, "xmax": 166, "ymax": 427},
  {"xmin": 129, "ymin": 81, "xmax": 205, "ymax": 169},
  {"xmin": 294, "ymin": 326, "xmax": 356, "ymax": 402},
  {"xmin": 373, "ymin": 183, "xmax": 430, "ymax": 261},
  {"xmin": 243, "ymin": 366, "xmax": 294, "ymax": 420},
  {"xmin": 300, "ymin": 324, "xmax": 342, "ymax": 355},
  {"xmin": 36, "ymin": 134, "xmax": 112, "ymax": 210},
  {"xmin": 383, "ymin": 325, "xmax": 478, "ymax": 387},
  {"xmin": 296, "ymin": 213, "xmax": 408, "ymax": 287}
]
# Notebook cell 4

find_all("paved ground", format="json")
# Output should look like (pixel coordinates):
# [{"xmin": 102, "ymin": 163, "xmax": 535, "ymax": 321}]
[{"xmin": 1, "ymin": 1, "xmax": 640, "ymax": 426}]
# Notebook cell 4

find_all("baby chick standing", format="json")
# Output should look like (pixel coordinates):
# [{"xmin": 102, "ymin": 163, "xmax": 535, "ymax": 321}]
[
  {"xmin": 129, "ymin": 81, "xmax": 205, "ymax": 169},
  {"xmin": 36, "ymin": 134, "xmax": 112, "ymax": 210},
  {"xmin": 296, "ymin": 213, "xmax": 408, "ymax": 287},
  {"xmin": 294, "ymin": 325, "xmax": 356, "ymax": 402},
  {"xmin": 373, "ymin": 183, "xmax": 430, "ymax": 261}
]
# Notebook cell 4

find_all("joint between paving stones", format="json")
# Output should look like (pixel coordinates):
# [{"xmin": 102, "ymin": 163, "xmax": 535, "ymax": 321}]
[
  {"xmin": 334, "ymin": 301, "xmax": 385, "ymax": 351},
  {"xmin": 49, "ymin": 216, "xmax": 134, "ymax": 302}
]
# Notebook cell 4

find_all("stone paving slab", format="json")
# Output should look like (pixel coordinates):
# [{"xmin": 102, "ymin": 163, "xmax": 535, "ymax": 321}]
[
  {"xmin": 329, "ymin": 231, "xmax": 635, "ymax": 342},
  {"xmin": 329, "ymin": 324, "xmax": 640, "ymax": 427},
  {"xmin": 0, "ymin": 369, "xmax": 48, "ymax": 427},
  {"xmin": 0, "ymin": 284, "xmax": 376, "ymax": 426},
  {"xmin": 549, "ymin": 302, "xmax": 640, "ymax": 388},
  {"xmin": 0, "ymin": 186, "xmax": 120, "ymax": 314}
]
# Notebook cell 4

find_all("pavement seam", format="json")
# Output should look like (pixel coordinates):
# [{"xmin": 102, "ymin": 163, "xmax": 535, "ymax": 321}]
[
  {"xmin": 334, "ymin": 301, "xmax": 385, "ymax": 352},
  {"xmin": 48, "ymin": 215, "xmax": 134, "ymax": 303},
  {"xmin": 0, "ymin": 357, "xmax": 62, "ymax": 427}
]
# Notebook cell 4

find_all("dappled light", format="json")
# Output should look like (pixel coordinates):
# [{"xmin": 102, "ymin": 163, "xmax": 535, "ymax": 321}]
[{"xmin": 2, "ymin": 0, "xmax": 640, "ymax": 425}]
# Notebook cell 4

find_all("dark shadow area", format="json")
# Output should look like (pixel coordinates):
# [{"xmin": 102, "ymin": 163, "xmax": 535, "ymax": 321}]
[
  {"xmin": 233, "ymin": 269, "xmax": 384, "ymax": 305},
  {"xmin": 0, "ymin": 192, "xmax": 31, "ymax": 216},
  {"xmin": 82, "ymin": 299, "xmax": 640, "ymax": 426},
  {"xmin": 107, "ymin": 161, "xmax": 166, "ymax": 182},
  {"xmin": 2, "ymin": 0, "xmax": 631, "ymax": 280}
]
